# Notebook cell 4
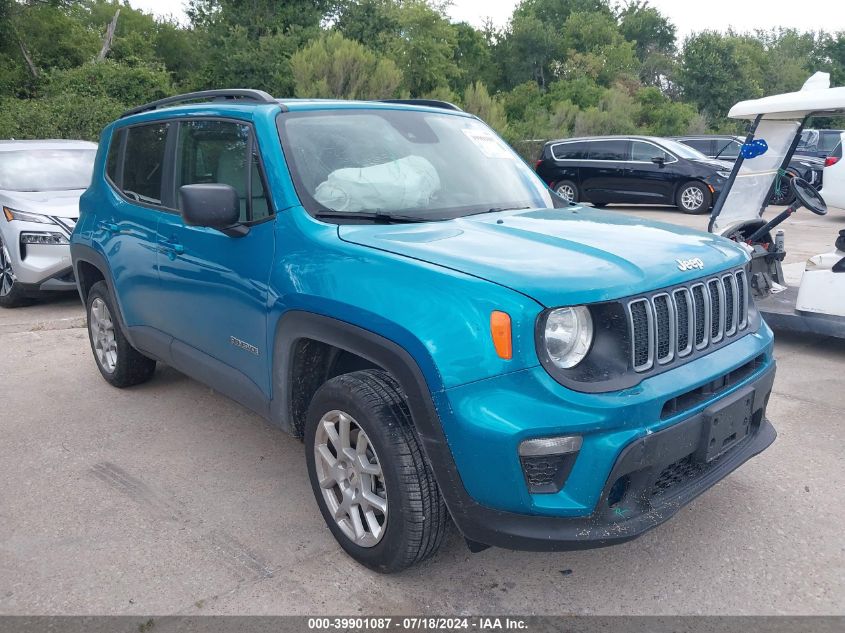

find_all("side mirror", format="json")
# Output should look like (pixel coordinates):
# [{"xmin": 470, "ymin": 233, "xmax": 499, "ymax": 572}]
[
  {"xmin": 179, "ymin": 184, "xmax": 241, "ymax": 233},
  {"xmin": 651, "ymin": 156, "xmax": 665, "ymax": 167}
]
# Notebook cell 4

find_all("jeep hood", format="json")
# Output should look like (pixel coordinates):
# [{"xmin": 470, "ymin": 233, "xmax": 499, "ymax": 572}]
[
  {"xmin": 339, "ymin": 207, "xmax": 748, "ymax": 307},
  {"xmin": 1, "ymin": 189, "xmax": 84, "ymax": 219}
]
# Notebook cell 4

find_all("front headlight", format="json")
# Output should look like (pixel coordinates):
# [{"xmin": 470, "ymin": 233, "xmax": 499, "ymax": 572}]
[
  {"xmin": 3, "ymin": 206, "xmax": 54, "ymax": 225},
  {"xmin": 716, "ymin": 170, "xmax": 731, "ymax": 179},
  {"xmin": 543, "ymin": 306, "xmax": 594, "ymax": 369}
]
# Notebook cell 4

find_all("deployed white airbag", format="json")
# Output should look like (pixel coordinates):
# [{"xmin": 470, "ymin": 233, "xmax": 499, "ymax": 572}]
[{"xmin": 314, "ymin": 155, "xmax": 440, "ymax": 212}]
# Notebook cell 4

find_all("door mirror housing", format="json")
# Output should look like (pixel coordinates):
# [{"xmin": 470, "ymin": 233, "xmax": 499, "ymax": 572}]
[
  {"xmin": 179, "ymin": 184, "xmax": 246, "ymax": 236},
  {"xmin": 651, "ymin": 156, "xmax": 666, "ymax": 166}
]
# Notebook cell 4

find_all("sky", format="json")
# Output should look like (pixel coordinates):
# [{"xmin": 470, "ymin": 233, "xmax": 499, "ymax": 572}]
[{"xmin": 128, "ymin": 0, "xmax": 845, "ymax": 40}]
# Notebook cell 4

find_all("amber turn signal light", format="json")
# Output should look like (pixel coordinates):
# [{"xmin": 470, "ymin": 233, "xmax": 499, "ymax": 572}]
[{"xmin": 490, "ymin": 311, "xmax": 512, "ymax": 360}]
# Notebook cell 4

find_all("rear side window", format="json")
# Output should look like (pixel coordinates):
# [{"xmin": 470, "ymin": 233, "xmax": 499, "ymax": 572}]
[
  {"xmin": 682, "ymin": 139, "xmax": 713, "ymax": 155},
  {"xmin": 551, "ymin": 141, "xmax": 588, "ymax": 160},
  {"xmin": 175, "ymin": 120, "xmax": 272, "ymax": 223},
  {"xmin": 820, "ymin": 132, "xmax": 842, "ymax": 153},
  {"xmin": 121, "ymin": 123, "xmax": 170, "ymax": 206},
  {"xmin": 106, "ymin": 129, "xmax": 124, "ymax": 185},
  {"xmin": 588, "ymin": 140, "xmax": 628, "ymax": 161},
  {"xmin": 714, "ymin": 139, "xmax": 740, "ymax": 160}
]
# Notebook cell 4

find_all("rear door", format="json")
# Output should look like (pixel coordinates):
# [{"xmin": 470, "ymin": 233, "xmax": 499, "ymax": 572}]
[
  {"xmin": 98, "ymin": 122, "xmax": 171, "ymax": 332},
  {"xmin": 624, "ymin": 140, "xmax": 678, "ymax": 203},
  {"xmin": 580, "ymin": 139, "xmax": 630, "ymax": 202},
  {"xmin": 155, "ymin": 118, "xmax": 276, "ymax": 395}
]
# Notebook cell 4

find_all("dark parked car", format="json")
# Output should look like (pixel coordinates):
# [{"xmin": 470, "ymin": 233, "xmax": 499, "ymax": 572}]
[
  {"xmin": 795, "ymin": 129, "xmax": 844, "ymax": 159},
  {"xmin": 535, "ymin": 136, "xmax": 731, "ymax": 214},
  {"xmin": 674, "ymin": 134, "xmax": 824, "ymax": 205}
]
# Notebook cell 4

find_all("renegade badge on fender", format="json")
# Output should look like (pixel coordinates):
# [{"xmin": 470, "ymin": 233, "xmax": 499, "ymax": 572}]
[{"xmin": 71, "ymin": 90, "xmax": 777, "ymax": 573}]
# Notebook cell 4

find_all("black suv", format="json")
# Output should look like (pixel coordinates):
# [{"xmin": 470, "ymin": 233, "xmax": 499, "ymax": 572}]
[
  {"xmin": 674, "ymin": 135, "xmax": 824, "ymax": 205},
  {"xmin": 796, "ymin": 129, "xmax": 844, "ymax": 159},
  {"xmin": 535, "ymin": 136, "xmax": 730, "ymax": 214}
]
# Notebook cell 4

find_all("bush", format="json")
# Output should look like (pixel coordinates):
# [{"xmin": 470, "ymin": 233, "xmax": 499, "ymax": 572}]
[
  {"xmin": 45, "ymin": 60, "xmax": 173, "ymax": 106},
  {"xmin": 0, "ymin": 94, "xmax": 124, "ymax": 142}
]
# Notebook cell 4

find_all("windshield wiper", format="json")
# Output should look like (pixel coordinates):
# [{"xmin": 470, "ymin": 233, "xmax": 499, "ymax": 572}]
[
  {"xmin": 315, "ymin": 210, "xmax": 433, "ymax": 224},
  {"xmin": 463, "ymin": 206, "xmax": 531, "ymax": 217}
]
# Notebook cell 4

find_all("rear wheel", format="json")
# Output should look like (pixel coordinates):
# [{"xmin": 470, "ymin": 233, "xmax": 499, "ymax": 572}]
[
  {"xmin": 554, "ymin": 180, "xmax": 579, "ymax": 203},
  {"xmin": 0, "ymin": 234, "xmax": 33, "ymax": 308},
  {"xmin": 86, "ymin": 281, "xmax": 156, "ymax": 387},
  {"xmin": 676, "ymin": 181, "xmax": 711, "ymax": 214},
  {"xmin": 305, "ymin": 369, "xmax": 447, "ymax": 573}
]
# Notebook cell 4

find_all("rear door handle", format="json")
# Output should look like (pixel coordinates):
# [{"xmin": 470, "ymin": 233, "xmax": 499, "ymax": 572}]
[{"xmin": 98, "ymin": 221, "xmax": 119, "ymax": 233}]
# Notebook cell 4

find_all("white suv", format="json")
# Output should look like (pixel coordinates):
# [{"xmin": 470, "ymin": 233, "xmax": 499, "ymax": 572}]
[{"xmin": 0, "ymin": 140, "xmax": 96, "ymax": 307}]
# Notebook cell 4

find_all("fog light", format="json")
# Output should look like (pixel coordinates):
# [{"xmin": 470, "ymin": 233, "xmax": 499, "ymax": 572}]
[
  {"xmin": 519, "ymin": 435, "xmax": 582, "ymax": 456},
  {"xmin": 20, "ymin": 232, "xmax": 68, "ymax": 245},
  {"xmin": 519, "ymin": 435, "xmax": 582, "ymax": 494}
]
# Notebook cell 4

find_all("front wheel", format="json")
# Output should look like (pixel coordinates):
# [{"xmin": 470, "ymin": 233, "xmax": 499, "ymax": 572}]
[
  {"xmin": 305, "ymin": 369, "xmax": 447, "ymax": 573},
  {"xmin": 676, "ymin": 181, "xmax": 712, "ymax": 214},
  {"xmin": 0, "ymin": 234, "xmax": 33, "ymax": 308}
]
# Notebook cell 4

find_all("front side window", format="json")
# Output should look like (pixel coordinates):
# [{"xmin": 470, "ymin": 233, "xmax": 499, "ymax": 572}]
[
  {"xmin": 631, "ymin": 141, "xmax": 671, "ymax": 162},
  {"xmin": 176, "ymin": 120, "xmax": 271, "ymax": 223},
  {"xmin": 587, "ymin": 140, "xmax": 628, "ymax": 161},
  {"xmin": 278, "ymin": 109, "xmax": 553, "ymax": 219},
  {"xmin": 0, "ymin": 148, "xmax": 96, "ymax": 192},
  {"xmin": 121, "ymin": 123, "xmax": 170, "ymax": 206}
]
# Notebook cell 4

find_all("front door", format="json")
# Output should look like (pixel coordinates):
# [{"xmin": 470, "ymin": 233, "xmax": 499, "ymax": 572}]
[
  {"xmin": 156, "ymin": 119, "xmax": 276, "ymax": 396},
  {"xmin": 624, "ymin": 140, "xmax": 679, "ymax": 204}
]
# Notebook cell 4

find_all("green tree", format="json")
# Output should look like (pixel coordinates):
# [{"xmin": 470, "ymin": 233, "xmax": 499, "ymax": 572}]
[
  {"xmin": 290, "ymin": 32, "xmax": 403, "ymax": 99},
  {"xmin": 618, "ymin": 1, "xmax": 676, "ymax": 60},
  {"xmin": 462, "ymin": 81, "xmax": 507, "ymax": 133}
]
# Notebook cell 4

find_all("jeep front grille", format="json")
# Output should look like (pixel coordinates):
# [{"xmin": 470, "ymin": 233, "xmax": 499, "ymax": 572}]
[{"xmin": 627, "ymin": 270, "xmax": 749, "ymax": 372}]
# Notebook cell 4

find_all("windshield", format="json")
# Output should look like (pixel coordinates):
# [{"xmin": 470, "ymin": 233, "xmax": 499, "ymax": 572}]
[
  {"xmin": 660, "ymin": 139, "xmax": 709, "ymax": 161},
  {"xmin": 0, "ymin": 149, "xmax": 96, "ymax": 192},
  {"xmin": 277, "ymin": 109, "xmax": 553, "ymax": 220}
]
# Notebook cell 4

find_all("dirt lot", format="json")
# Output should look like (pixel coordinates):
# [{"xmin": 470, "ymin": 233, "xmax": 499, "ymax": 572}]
[{"xmin": 0, "ymin": 205, "xmax": 843, "ymax": 615}]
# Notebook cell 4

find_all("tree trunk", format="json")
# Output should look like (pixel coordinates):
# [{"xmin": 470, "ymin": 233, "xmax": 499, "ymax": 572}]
[
  {"xmin": 96, "ymin": 8, "xmax": 121, "ymax": 61},
  {"xmin": 18, "ymin": 37, "xmax": 39, "ymax": 78}
]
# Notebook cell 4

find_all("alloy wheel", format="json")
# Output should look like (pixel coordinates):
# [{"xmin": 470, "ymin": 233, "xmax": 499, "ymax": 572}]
[
  {"xmin": 555, "ymin": 183, "xmax": 575, "ymax": 202},
  {"xmin": 0, "ymin": 237, "xmax": 15, "ymax": 297},
  {"xmin": 681, "ymin": 186, "xmax": 704, "ymax": 211},
  {"xmin": 89, "ymin": 297, "xmax": 118, "ymax": 373},
  {"xmin": 314, "ymin": 409, "xmax": 388, "ymax": 548}
]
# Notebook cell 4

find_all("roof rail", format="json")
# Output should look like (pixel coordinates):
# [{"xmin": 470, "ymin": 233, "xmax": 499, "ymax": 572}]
[
  {"xmin": 378, "ymin": 99, "xmax": 463, "ymax": 112},
  {"xmin": 120, "ymin": 89, "xmax": 277, "ymax": 119}
]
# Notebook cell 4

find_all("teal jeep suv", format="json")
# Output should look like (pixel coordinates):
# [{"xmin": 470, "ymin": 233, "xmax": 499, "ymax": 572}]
[{"xmin": 70, "ymin": 90, "xmax": 776, "ymax": 572}]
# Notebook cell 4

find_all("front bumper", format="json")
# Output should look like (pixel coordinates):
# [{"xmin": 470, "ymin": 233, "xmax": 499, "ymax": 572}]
[
  {"xmin": 0, "ymin": 220, "xmax": 76, "ymax": 291},
  {"xmin": 440, "ymin": 361, "xmax": 775, "ymax": 551}
]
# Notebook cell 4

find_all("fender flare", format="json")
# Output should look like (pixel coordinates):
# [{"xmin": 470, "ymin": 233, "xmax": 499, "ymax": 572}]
[{"xmin": 70, "ymin": 243, "xmax": 134, "ymax": 343}]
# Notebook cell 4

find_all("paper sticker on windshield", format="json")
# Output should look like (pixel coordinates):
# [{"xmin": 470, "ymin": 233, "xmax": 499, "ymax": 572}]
[{"xmin": 461, "ymin": 128, "xmax": 513, "ymax": 159}]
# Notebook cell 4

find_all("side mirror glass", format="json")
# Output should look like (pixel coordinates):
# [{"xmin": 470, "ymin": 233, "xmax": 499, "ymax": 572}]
[{"xmin": 179, "ymin": 184, "xmax": 240, "ymax": 231}]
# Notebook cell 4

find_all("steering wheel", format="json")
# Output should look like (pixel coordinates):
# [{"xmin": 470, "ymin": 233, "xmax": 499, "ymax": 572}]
[{"xmin": 790, "ymin": 177, "xmax": 828, "ymax": 215}]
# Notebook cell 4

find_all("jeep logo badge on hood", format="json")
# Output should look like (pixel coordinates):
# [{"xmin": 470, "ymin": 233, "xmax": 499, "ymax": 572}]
[{"xmin": 677, "ymin": 257, "xmax": 705, "ymax": 271}]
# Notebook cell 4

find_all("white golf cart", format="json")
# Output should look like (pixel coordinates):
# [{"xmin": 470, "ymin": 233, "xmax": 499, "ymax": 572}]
[{"xmin": 709, "ymin": 72, "xmax": 845, "ymax": 339}]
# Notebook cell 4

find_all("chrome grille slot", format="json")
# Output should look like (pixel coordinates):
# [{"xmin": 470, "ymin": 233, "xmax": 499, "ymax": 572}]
[
  {"xmin": 652, "ymin": 293, "xmax": 675, "ymax": 364},
  {"xmin": 723, "ymin": 274, "xmax": 738, "ymax": 336},
  {"xmin": 673, "ymin": 288, "xmax": 693, "ymax": 357},
  {"xmin": 628, "ymin": 298, "xmax": 654, "ymax": 372},
  {"xmin": 736, "ymin": 271, "xmax": 748, "ymax": 329},
  {"xmin": 626, "ymin": 269, "xmax": 751, "ymax": 374},
  {"xmin": 708, "ymin": 279, "xmax": 724, "ymax": 343}
]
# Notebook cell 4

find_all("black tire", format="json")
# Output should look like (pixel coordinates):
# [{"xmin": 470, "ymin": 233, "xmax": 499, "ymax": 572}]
[
  {"xmin": 305, "ymin": 369, "xmax": 447, "ymax": 573},
  {"xmin": 86, "ymin": 281, "xmax": 156, "ymax": 388},
  {"xmin": 553, "ymin": 179, "xmax": 579, "ymax": 203},
  {"xmin": 675, "ymin": 181, "xmax": 712, "ymax": 214},
  {"xmin": 0, "ymin": 235, "xmax": 33, "ymax": 308},
  {"xmin": 769, "ymin": 171, "xmax": 797, "ymax": 206},
  {"xmin": 591, "ymin": 202, "xmax": 609, "ymax": 208}
]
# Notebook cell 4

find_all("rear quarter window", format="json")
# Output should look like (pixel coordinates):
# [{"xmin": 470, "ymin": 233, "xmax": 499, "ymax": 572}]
[{"xmin": 551, "ymin": 141, "xmax": 588, "ymax": 160}]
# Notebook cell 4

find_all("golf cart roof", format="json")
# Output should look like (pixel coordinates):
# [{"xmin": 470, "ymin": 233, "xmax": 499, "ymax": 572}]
[{"xmin": 729, "ymin": 73, "xmax": 845, "ymax": 119}]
